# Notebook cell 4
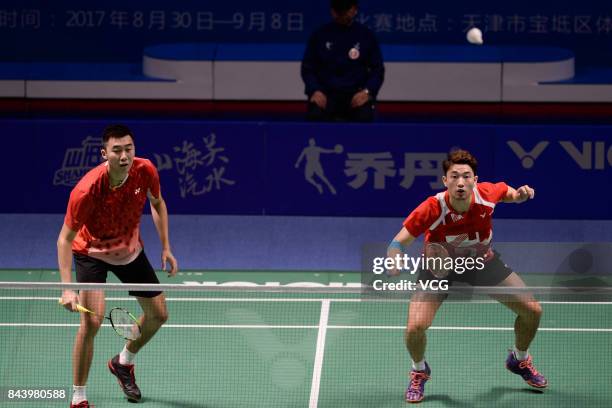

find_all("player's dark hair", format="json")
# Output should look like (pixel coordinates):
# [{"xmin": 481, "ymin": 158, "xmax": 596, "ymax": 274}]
[
  {"xmin": 102, "ymin": 124, "xmax": 134, "ymax": 146},
  {"xmin": 443, "ymin": 149, "xmax": 478, "ymax": 175},
  {"xmin": 331, "ymin": 0, "xmax": 358, "ymax": 13}
]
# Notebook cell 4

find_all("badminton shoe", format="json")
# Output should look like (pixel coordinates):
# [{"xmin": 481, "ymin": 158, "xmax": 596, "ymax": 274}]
[
  {"xmin": 108, "ymin": 355, "xmax": 142, "ymax": 402},
  {"xmin": 506, "ymin": 351, "xmax": 548, "ymax": 388},
  {"xmin": 405, "ymin": 362, "xmax": 431, "ymax": 403}
]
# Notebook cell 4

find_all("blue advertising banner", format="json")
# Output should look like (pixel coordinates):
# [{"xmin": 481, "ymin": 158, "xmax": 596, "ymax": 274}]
[
  {"xmin": 492, "ymin": 126, "xmax": 612, "ymax": 218},
  {"xmin": 1, "ymin": 119, "xmax": 611, "ymax": 219},
  {"xmin": 265, "ymin": 123, "xmax": 496, "ymax": 217},
  {"xmin": 1, "ymin": 1, "xmax": 611, "ymax": 65},
  {"xmin": 266, "ymin": 123, "xmax": 612, "ymax": 219},
  {"xmin": 3, "ymin": 120, "xmax": 265, "ymax": 214}
]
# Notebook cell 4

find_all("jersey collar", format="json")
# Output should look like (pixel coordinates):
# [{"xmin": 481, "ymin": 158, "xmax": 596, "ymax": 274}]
[{"xmin": 444, "ymin": 189, "xmax": 475, "ymax": 215}]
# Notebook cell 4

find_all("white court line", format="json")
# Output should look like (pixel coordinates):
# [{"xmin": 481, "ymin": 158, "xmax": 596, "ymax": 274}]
[
  {"xmin": 0, "ymin": 296, "xmax": 347, "ymax": 303},
  {"xmin": 327, "ymin": 325, "xmax": 612, "ymax": 332},
  {"xmin": 0, "ymin": 323, "xmax": 320, "ymax": 329},
  {"xmin": 308, "ymin": 300, "xmax": 330, "ymax": 408},
  {"xmin": 1, "ymin": 296, "xmax": 612, "ymax": 305},
  {"xmin": 0, "ymin": 322, "xmax": 610, "ymax": 332}
]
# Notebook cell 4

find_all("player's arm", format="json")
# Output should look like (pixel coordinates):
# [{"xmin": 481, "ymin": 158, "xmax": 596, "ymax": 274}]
[
  {"xmin": 57, "ymin": 224, "xmax": 79, "ymax": 311},
  {"xmin": 148, "ymin": 190, "xmax": 178, "ymax": 276},
  {"xmin": 386, "ymin": 227, "xmax": 417, "ymax": 276},
  {"xmin": 502, "ymin": 184, "xmax": 535, "ymax": 204}
]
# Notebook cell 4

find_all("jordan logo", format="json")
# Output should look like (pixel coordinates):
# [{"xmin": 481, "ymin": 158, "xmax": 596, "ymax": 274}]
[{"xmin": 135, "ymin": 188, "xmax": 141, "ymax": 195}]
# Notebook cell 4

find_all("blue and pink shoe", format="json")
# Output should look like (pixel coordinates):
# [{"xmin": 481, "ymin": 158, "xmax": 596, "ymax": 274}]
[
  {"xmin": 405, "ymin": 362, "xmax": 431, "ymax": 403},
  {"xmin": 505, "ymin": 351, "xmax": 548, "ymax": 388}
]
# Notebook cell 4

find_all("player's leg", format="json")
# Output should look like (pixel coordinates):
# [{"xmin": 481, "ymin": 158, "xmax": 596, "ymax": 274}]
[
  {"xmin": 113, "ymin": 250, "xmax": 167, "ymax": 354},
  {"xmin": 406, "ymin": 291, "xmax": 445, "ymax": 362},
  {"xmin": 405, "ymin": 290, "xmax": 446, "ymax": 403},
  {"xmin": 71, "ymin": 254, "xmax": 109, "ymax": 406},
  {"xmin": 108, "ymin": 250, "xmax": 165, "ymax": 402},
  {"xmin": 128, "ymin": 293, "xmax": 169, "ymax": 353},
  {"xmin": 477, "ymin": 253, "xmax": 547, "ymax": 388},
  {"xmin": 490, "ymin": 271, "xmax": 548, "ymax": 388},
  {"xmin": 73, "ymin": 290, "xmax": 105, "ymax": 385},
  {"xmin": 492, "ymin": 272, "xmax": 542, "ymax": 351}
]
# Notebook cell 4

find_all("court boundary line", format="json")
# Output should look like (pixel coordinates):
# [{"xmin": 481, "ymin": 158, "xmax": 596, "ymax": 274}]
[
  {"xmin": 1, "ymin": 296, "xmax": 612, "ymax": 305},
  {"xmin": 308, "ymin": 300, "xmax": 330, "ymax": 408},
  {"xmin": 1, "ymin": 323, "xmax": 610, "ymax": 332},
  {"xmin": 2, "ymin": 281, "xmax": 611, "ymax": 296}
]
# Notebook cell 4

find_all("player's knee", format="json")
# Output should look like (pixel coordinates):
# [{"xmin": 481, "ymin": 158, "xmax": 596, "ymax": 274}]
[
  {"xmin": 80, "ymin": 316, "xmax": 103, "ymax": 335},
  {"xmin": 158, "ymin": 310, "xmax": 169, "ymax": 325},
  {"xmin": 526, "ymin": 301, "xmax": 543, "ymax": 319},
  {"xmin": 518, "ymin": 301, "xmax": 542, "ymax": 321},
  {"xmin": 406, "ymin": 320, "xmax": 431, "ymax": 335}
]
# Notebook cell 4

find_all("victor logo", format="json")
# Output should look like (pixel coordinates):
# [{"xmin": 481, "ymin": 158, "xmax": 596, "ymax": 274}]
[
  {"xmin": 509, "ymin": 140, "xmax": 612, "ymax": 170},
  {"xmin": 507, "ymin": 141, "xmax": 549, "ymax": 169}
]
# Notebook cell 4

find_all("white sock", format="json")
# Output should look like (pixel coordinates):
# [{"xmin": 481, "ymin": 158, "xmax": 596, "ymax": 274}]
[
  {"xmin": 513, "ymin": 345, "xmax": 529, "ymax": 361},
  {"xmin": 119, "ymin": 345, "xmax": 136, "ymax": 365},
  {"xmin": 412, "ymin": 359, "xmax": 426, "ymax": 371},
  {"xmin": 72, "ymin": 385, "xmax": 86, "ymax": 404}
]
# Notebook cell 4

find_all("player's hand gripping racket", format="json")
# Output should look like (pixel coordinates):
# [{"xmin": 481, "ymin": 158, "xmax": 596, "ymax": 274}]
[
  {"xmin": 424, "ymin": 242, "xmax": 452, "ymax": 279},
  {"xmin": 59, "ymin": 299, "xmax": 141, "ymax": 340}
]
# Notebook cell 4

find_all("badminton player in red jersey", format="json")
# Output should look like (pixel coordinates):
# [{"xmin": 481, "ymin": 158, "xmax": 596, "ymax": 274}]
[
  {"xmin": 386, "ymin": 150, "xmax": 547, "ymax": 403},
  {"xmin": 58, "ymin": 124, "xmax": 178, "ymax": 408}
]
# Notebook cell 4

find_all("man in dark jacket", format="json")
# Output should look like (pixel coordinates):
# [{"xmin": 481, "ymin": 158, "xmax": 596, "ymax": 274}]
[{"xmin": 301, "ymin": 0, "xmax": 385, "ymax": 122}]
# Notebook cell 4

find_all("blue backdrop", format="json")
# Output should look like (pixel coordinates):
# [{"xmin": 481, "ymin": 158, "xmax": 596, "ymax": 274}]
[
  {"xmin": 2, "ymin": 119, "xmax": 611, "ymax": 219},
  {"xmin": 2, "ymin": 1, "xmax": 611, "ymax": 65}
]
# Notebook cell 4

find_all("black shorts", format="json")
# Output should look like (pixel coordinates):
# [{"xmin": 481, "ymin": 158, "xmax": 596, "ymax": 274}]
[
  {"xmin": 416, "ymin": 250, "xmax": 513, "ymax": 287},
  {"xmin": 74, "ymin": 250, "xmax": 162, "ymax": 298}
]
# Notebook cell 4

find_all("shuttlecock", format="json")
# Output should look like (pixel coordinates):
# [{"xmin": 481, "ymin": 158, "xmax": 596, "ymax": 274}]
[{"xmin": 466, "ymin": 27, "xmax": 483, "ymax": 45}]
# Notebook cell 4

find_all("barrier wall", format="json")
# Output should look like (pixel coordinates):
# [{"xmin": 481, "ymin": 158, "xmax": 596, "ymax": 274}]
[
  {"xmin": 3, "ymin": 214, "xmax": 612, "ymax": 271},
  {"xmin": 2, "ymin": 119, "xmax": 611, "ymax": 219}
]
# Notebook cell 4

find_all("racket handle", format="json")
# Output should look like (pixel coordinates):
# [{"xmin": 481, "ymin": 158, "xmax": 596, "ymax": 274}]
[
  {"xmin": 76, "ymin": 304, "xmax": 94, "ymax": 314},
  {"xmin": 57, "ymin": 298, "xmax": 94, "ymax": 314}
]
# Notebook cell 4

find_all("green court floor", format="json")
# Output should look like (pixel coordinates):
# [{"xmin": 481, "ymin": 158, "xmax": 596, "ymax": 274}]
[{"xmin": 1, "ymin": 270, "xmax": 611, "ymax": 407}]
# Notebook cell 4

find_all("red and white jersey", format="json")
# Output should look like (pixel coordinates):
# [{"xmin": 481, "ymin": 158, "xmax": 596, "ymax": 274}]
[
  {"xmin": 65, "ymin": 157, "xmax": 160, "ymax": 265},
  {"xmin": 403, "ymin": 182, "xmax": 508, "ymax": 259}
]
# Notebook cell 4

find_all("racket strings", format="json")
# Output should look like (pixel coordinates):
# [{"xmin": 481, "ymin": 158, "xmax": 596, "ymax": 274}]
[{"xmin": 110, "ymin": 309, "xmax": 141, "ymax": 340}]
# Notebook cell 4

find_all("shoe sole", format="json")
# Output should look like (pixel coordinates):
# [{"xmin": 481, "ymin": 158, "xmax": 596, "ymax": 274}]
[
  {"xmin": 108, "ymin": 360, "xmax": 142, "ymax": 402},
  {"xmin": 405, "ymin": 392, "xmax": 425, "ymax": 403},
  {"xmin": 505, "ymin": 366, "xmax": 548, "ymax": 389}
]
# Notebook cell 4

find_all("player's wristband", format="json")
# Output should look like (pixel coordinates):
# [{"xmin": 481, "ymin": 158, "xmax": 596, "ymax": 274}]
[{"xmin": 387, "ymin": 240, "xmax": 404, "ymax": 252}]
